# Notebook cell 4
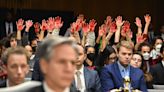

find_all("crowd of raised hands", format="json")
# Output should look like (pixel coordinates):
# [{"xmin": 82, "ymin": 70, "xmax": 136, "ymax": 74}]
[
  {"xmin": 14, "ymin": 14, "xmax": 151, "ymax": 49},
  {"xmin": 1, "ymin": 12, "xmax": 164, "ymax": 92}
]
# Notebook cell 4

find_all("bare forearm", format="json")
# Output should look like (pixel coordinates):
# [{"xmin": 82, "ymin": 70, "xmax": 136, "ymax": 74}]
[
  {"xmin": 17, "ymin": 31, "xmax": 21, "ymax": 40},
  {"xmin": 82, "ymin": 35, "xmax": 87, "ymax": 46},
  {"xmin": 106, "ymin": 32, "xmax": 113, "ymax": 44},
  {"xmin": 39, "ymin": 31, "xmax": 45, "ymax": 41},
  {"xmin": 114, "ymin": 27, "xmax": 121, "ymax": 43},
  {"xmin": 96, "ymin": 36, "xmax": 101, "ymax": 44},
  {"xmin": 74, "ymin": 32, "xmax": 81, "ymax": 44},
  {"xmin": 137, "ymin": 27, "xmax": 142, "ymax": 34},
  {"xmin": 100, "ymin": 35, "xmax": 106, "ymax": 52},
  {"xmin": 143, "ymin": 24, "xmax": 150, "ymax": 35}
]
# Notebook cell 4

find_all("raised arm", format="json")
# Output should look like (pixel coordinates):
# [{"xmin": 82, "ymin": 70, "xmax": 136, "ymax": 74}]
[
  {"xmin": 143, "ymin": 14, "xmax": 151, "ymax": 35},
  {"xmin": 98, "ymin": 24, "xmax": 107, "ymax": 52},
  {"xmin": 46, "ymin": 17, "xmax": 55, "ymax": 37},
  {"xmin": 106, "ymin": 21, "xmax": 116, "ymax": 44},
  {"xmin": 81, "ymin": 23, "xmax": 89, "ymax": 46},
  {"xmin": 16, "ymin": 18, "xmax": 25, "ymax": 41},
  {"xmin": 135, "ymin": 17, "xmax": 142, "ymax": 35},
  {"xmin": 86, "ymin": 19, "xmax": 97, "ymax": 46},
  {"xmin": 115, "ymin": 16, "xmax": 124, "ymax": 43},
  {"xmin": 22, "ymin": 20, "xmax": 33, "ymax": 46},
  {"xmin": 52, "ymin": 16, "xmax": 63, "ymax": 36},
  {"xmin": 39, "ymin": 19, "xmax": 47, "ymax": 41}
]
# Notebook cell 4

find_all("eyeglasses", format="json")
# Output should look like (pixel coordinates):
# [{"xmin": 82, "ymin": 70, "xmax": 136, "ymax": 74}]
[{"xmin": 131, "ymin": 58, "xmax": 142, "ymax": 62}]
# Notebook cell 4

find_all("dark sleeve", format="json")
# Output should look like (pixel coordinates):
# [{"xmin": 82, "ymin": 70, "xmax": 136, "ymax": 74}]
[
  {"xmin": 17, "ymin": 40, "xmax": 22, "ymax": 46},
  {"xmin": 31, "ymin": 58, "xmax": 44, "ymax": 81},
  {"xmin": 94, "ymin": 43, "xmax": 100, "ymax": 57},
  {"xmin": 95, "ymin": 46, "xmax": 108, "ymax": 67},
  {"xmin": 17, "ymin": 31, "xmax": 29, "ymax": 46},
  {"xmin": 22, "ymin": 31, "xmax": 29, "ymax": 46},
  {"xmin": 94, "ymin": 71, "xmax": 102, "ymax": 92}
]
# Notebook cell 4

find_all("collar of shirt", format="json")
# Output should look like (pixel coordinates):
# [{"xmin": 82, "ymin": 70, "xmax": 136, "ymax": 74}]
[
  {"xmin": 43, "ymin": 81, "xmax": 70, "ymax": 92},
  {"xmin": 6, "ymin": 79, "xmax": 25, "ymax": 87},
  {"xmin": 75, "ymin": 65, "xmax": 84, "ymax": 74},
  {"xmin": 6, "ymin": 79, "xmax": 9, "ymax": 87},
  {"xmin": 74, "ymin": 65, "xmax": 86, "ymax": 92},
  {"xmin": 117, "ymin": 61, "xmax": 130, "ymax": 78},
  {"xmin": 161, "ymin": 60, "xmax": 164, "ymax": 67}
]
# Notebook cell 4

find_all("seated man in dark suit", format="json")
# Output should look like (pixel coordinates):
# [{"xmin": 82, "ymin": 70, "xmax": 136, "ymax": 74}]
[
  {"xmin": 26, "ymin": 36, "xmax": 78, "ymax": 92},
  {"xmin": 73, "ymin": 44, "xmax": 101, "ymax": 92},
  {"xmin": 151, "ymin": 43, "xmax": 164, "ymax": 85},
  {"xmin": 0, "ymin": 47, "xmax": 30, "ymax": 87},
  {"xmin": 100, "ymin": 41, "xmax": 147, "ymax": 92}
]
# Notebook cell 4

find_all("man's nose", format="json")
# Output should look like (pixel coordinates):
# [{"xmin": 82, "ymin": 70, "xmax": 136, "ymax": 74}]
[{"xmin": 17, "ymin": 67, "xmax": 23, "ymax": 74}]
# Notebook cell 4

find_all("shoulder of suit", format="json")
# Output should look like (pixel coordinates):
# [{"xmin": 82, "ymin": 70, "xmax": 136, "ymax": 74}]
[
  {"xmin": 26, "ymin": 85, "xmax": 44, "ymax": 92},
  {"xmin": 103, "ymin": 62, "xmax": 117, "ymax": 70},
  {"xmin": 130, "ymin": 66, "xmax": 144, "ymax": 74},
  {"xmin": 0, "ymin": 80, "xmax": 6, "ymax": 87},
  {"xmin": 84, "ymin": 67, "xmax": 98, "ymax": 74}
]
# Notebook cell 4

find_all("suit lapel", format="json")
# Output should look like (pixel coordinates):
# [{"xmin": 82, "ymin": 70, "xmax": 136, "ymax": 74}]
[
  {"xmin": 71, "ymin": 79, "xmax": 76, "ymax": 89},
  {"xmin": 70, "ymin": 82, "xmax": 78, "ymax": 92},
  {"xmin": 84, "ymin": 67, "xmax": 90, "ymax": 90},
  {"xmin": 130, "ymin": 66, "xmax": 135, "ymax": 87},
  {"xmin": 114, "ymin": 62, "xmax": 124, "ymax": 86}
]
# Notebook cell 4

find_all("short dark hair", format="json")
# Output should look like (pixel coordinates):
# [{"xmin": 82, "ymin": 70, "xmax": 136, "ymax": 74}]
[
  {"xmin": 1, "ymin": 46, "xmax": 30, "ymax": 65},
  {"xmin": 85, "ymin": 45, "xmax": 94, "ymax": 53},
  {"xmin": 152, "ymin": 36, "xmax": 163, "ymax": 46},
  {"xmin": 138, "ymin": 42, "xmax": 152, "ymax": 52},
  {"xmin": 8, "ymin": 32, "xmax": 17, "ymax": 40},
  {"xmin": 133, "ymin": 52, "xmax": 143, "ymax": 61}
]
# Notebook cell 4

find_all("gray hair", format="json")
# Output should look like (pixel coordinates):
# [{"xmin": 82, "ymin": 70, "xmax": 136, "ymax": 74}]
[{"xmin": 36, "ymin": 36, "xmax": 78, "ymax": 61}]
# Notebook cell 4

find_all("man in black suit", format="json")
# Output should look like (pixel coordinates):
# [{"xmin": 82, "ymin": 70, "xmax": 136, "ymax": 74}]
[
  {"xmin": 26, "ymin": 36, "xmax": 78, "ymax": 92},
  {"xmin": 151, "ymin": 43, "xmax": 164, "ymax": 85},
  {"xmin": 0, "ymin": 47, "xmax": 30, "ymax": 88},
  {"xmin": 72, "ymin": 44, "xmax": 101, "ymax": 92},
  {"xmin": 0, "ymin": 11, "xmax": 16, "ymax": 39}
]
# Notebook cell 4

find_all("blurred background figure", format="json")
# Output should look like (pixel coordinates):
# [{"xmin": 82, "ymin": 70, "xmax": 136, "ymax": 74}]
[
  {"xmin": 0, "ymin": 10, "xmax": 16, "ymax": 39},
  {"xmin": 27, "ymin": 36, "xmax": 78, "ymax": 92},
  {"xmin": 0, "ymin": 47, "xmax": 29, "ymax": 88}
]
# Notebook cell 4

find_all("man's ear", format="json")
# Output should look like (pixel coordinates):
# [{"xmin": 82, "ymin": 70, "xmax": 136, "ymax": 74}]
[
  {"xmin": 84, "ymin": 53, "xmax": 87, "ymax": 60},
  {"xmin": 40, "ymin": 59, "xmax": 48, "ymax": 75},
  {"xmin": 3, "ymin": 65, "xmax": 7, "ymax": 73}
]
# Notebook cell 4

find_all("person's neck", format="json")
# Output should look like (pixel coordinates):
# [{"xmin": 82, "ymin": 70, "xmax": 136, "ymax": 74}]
[
  {"xmin": 8, "ymin": 79, "xmax": 19, "ymax": 87},
  {"xmin": 162, "ymin": 58, "xmax": 164, "ymax": 62},
  {"xmin": 122, "ymin": 64, "xmax": 128, "ymax": 68},
  {"xmin": 76, "ymin": 65, "xmax": 83, "ymax": 70},
  {"xmin": 86, "ymin": 59, "xmax": 93, "ymax": 66},
  {"xmin": 119, "ymin": 61, "xmax": 129, "ymax": 68},
  {"xmin": 45, "ymin": 79, "xmax": 65, "ymax": 92}
]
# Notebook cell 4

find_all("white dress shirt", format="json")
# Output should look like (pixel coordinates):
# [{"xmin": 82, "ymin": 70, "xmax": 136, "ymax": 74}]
[
  {"xmin": 74, "ymin": 65, "xmax": 86, "ymax": 92},
  {"xmin": 6, "ymin": 79, "xmax": 10, "ymax": 87},
  {"xmin": 43, "ymin": 81, "xmax": 70, "ymax": 92},
  {"xmin": 162, "ymin": 60, "xmax": 164, "ymax": 67}
]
